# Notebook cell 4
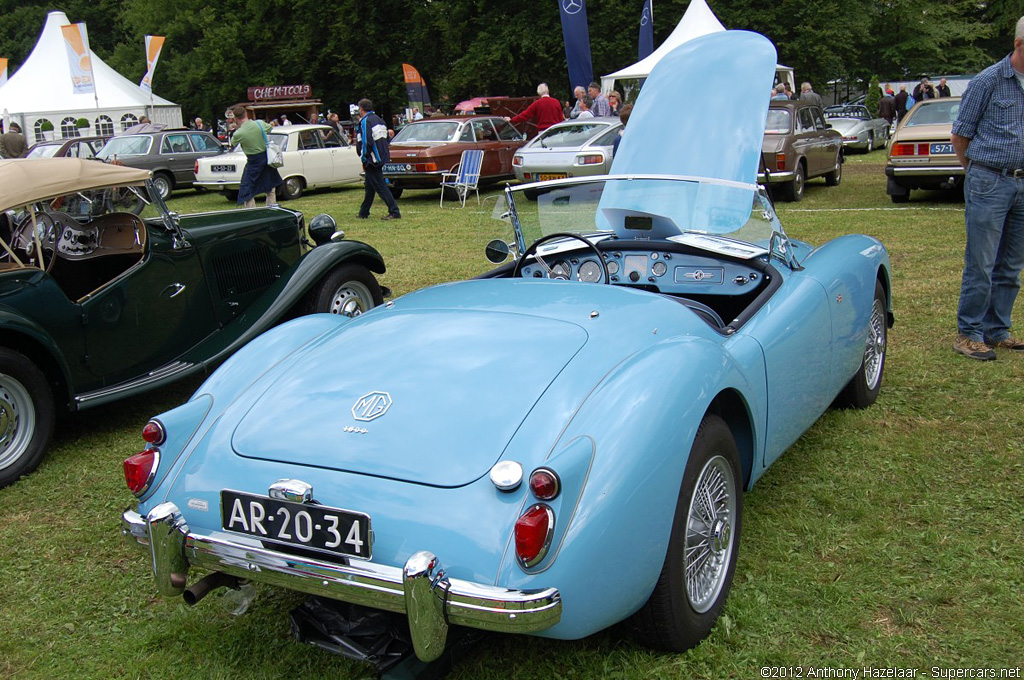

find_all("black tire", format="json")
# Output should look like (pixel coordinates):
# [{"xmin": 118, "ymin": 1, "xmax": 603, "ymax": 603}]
[
  {"xmin": 835, "ymin": 281, "xmax": 887, "ymax": 409},
  {"xmin": 781, "ymin": 162, "xmax": 805, "ymax": 201},
  {"xmin": 824, "ymin": 159, "xmax": 842, "ymax": 187},
  {"xmin": 388, "ymin": 186, "xmax": 404, "ymax": 200},
  {"xmin": 632, "ymin": 414, "xmax": 742, "ymax": 652},
  {"xmin": 523, "ymin": 188, "xmax": 540, "ymax": 201},
  {"xmin": 280, "ymin": 176, "xmax": 304, "ymax": 201},
  {"xmin": 0, "ymin": 348, "xmax": 56, "ymax": 488},
  {"xmin": 441, "ymin": 185, "xmax": 462, "ymax": 203},
  {"xmin": 224, "ymin": 189, "xmax": 239, "ymax": 202},
  {"xmin": 865, "ymin": 133, "xmax": 874, "ymax": 153},
  {"xmin": 305, "ymin": 263, "xmax": 383, "ymax": 317},
  {"xmin": 890, "ymin": 193, "xmax": 909, "ymax": 204},
  {"xmin": 152, "ymin": 173, "xmax": 173, "ymax": 201}
]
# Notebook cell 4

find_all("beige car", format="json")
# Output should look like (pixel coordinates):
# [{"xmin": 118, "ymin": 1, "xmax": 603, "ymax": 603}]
[{"xmin": 885, "ymin": 97, "xmax": 962, "ymax": 203}]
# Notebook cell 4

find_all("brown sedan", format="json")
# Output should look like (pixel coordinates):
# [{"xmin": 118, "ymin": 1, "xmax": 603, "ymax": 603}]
[
  {"xmin": 758, "ymin": 100, "xmax": 843, "ymax": 201},
  {"xmin": 383, "ymin": 116, "xmax": 527, "ymax": 196}
]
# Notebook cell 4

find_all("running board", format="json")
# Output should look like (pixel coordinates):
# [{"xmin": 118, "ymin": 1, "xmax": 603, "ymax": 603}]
[{"xmin": 75, "ymin": 361, "xmax": 197, "ymax": 406}]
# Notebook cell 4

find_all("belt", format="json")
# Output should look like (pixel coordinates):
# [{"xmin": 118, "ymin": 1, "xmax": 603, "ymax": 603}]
[{"xmin": 971, "ymin": 162, "xmax": 1024, "ymax": 178}]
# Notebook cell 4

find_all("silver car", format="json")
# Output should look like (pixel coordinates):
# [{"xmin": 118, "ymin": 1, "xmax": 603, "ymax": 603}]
[
  {"xmin": 823, "ymin": 104, "xmax": 890, "ymax": 153},
  {"xmin": 512, "ymin": 118, "xmax": 622, "ymax": 197}
]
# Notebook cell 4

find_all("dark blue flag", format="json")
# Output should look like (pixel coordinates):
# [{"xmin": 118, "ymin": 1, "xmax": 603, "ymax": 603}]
[
  {"xmin": 558, "ymin": 0, "xmax": 593, "ymax": 93},
  {"xmin": 638, "ymin": 0, "xmax": 654, "ymax": 59}
]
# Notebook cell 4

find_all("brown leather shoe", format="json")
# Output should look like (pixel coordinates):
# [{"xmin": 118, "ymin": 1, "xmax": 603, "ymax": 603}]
[
  {"xmin": 953, "ymin": 334, "xmax": 996, "ymax": 361},
  {"xmin": 381, "ymin": 214, "xmax": 401, "ymax": 221},
  {"xmin": 985, "ymin": 335, "xmax": 1024, "ymax": 351}
]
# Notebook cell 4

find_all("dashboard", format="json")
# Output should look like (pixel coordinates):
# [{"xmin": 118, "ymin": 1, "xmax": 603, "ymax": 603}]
[{"xmin": 516, "ymin": 247, "xmax": 767, "ymax": 297}]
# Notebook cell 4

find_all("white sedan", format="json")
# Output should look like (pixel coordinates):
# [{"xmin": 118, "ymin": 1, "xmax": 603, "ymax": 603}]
[{"xmin": 194, "ymin": 124, "xmax": 362, "ymax": 200}]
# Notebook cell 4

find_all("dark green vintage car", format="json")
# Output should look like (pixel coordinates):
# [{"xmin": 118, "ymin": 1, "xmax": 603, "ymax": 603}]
[{"xmin": 0, "ymin": 158, "xmax": 387, "ymax": 487}]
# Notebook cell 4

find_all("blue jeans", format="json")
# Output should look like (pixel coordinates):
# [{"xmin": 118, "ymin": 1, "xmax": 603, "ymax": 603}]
[{"xmin": 957, "ymin": 164, "xmax": 1024, "ymax": 342}]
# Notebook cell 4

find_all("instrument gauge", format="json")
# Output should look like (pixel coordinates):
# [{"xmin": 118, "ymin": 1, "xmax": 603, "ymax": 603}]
[
  {"xmin": 578, "ymin": 260, "xmax": 603, "ymax": 283},
  {"xmin": 652, "ymin": 261, "xmax": 668, "ymax": 277},
  {"xmin": 606, "ymin": 260, "xmax": 620, "ymax": 276},
  {"xmin": 550, "ymin": 261, "xmax": 572, "ymax": 280}
]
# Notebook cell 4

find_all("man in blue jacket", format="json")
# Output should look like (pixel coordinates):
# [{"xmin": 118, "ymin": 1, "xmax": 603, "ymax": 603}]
[{"xmin": 356, "ymin": 98, "xmax": 401, "ymax": 220}]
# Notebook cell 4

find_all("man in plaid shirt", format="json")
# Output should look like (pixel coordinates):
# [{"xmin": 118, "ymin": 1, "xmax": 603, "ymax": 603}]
[{"xmin": 950, "ymin": 16, "xmax": 1024, "ymax": 360}]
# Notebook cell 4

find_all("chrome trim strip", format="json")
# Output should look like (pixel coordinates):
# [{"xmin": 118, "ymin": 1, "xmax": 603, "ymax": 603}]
[
  {"xmin": 122, "ymin": 506, "xmax": 561, "ymax": 659},
  {"xmin": 888, "ymin": 166, "xmax": 964, "ymax": 176},
  {"xmin": 756, "ymin": 171, "xmax": 796, "ymax": 183},
  {"xmin": 76, "ymin": 361, "xmax": 195, "ymax": 404}
]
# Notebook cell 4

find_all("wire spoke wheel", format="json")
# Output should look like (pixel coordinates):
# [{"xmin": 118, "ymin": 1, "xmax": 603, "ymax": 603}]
[
  {"xmin": 863, "ymin": 296, "xmax": 887, "ymax": 390},
  {"xmin": 683, "ymin": 455, "xmax": 737, "ymax": 613},
  {"xmin": 0, "ymin": 375, "xmax": 35, "ymax": 472}
]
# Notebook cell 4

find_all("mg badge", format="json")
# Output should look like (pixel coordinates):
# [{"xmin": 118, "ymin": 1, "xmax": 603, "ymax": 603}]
[{"xmin": 352, "ymin": 391, "xmax": 392, "ymax": 421}]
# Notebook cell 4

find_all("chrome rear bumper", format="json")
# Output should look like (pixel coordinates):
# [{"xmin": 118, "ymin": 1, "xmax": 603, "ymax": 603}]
[{"xmin": 122, "ymin": 503, "xmax": 561, "ymax": 661}]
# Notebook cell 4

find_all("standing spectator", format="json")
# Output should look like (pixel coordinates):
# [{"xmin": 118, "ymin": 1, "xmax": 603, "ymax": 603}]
[
  {"xmin": 588, "ymin": 82, "xmax": 611, "ymax": 117},
  {"xmin": 884, "ymin": 83, "xmax": 895, "ymax": 96},
  {"xmin": 771, "ymin": 84, "xmax": 789, "ymax": 101},
  {"xmin": 506, "ymin": 82, "xmax": 564, "ymax": 134},
  {"xmin": 613, "ymin": 103, "xmax": 633, "ymax": 155},
  {"xmin": 326, "ymin": 112, "xmax": 342, "ymax": 137},
  {"xmin": 894, "ymin": 84, "xmax": 910, "ymax": 124},
  {"xmin": 607, "ymin": 90, "xmax": 622, "ymax": 116},
  {"xmin": 411, "ymin": 107, "xmax": 423, "ymax": 121},
  {"xmin": 949, "ymin": 16, "xmax": 1024, "ymax": 360},
  {"xmin": 355, "ymin": 98, "xmax": 400, "ymax": 221},
  {"xmin": 279, "ymin": 115, "xmax": 292, "ymax": 126},
  {"xmin": 937, "ymin": 77, "xmax": 952, "ymax": 97},
  {"xmin": 229, "ymin": 106, "xmax": 282, "ymax": 209},
  {"xmin": 877, "ymin": 90, "xmax": 897, "ymax": 129},
  {"xmin": 0, "ymin": 122, "xmax": 28, "ymax": 159},
  {"xmin": 783, "ymin": 81, "xmax": 796, "ymax": 100},
  {"xmin": 799, "ymin": 82, "xmax": 825, "ymax": 108},
  {"xmin": 576, "ymin": 96, "xmax": 595, "ymax": 118},
  {"xmin": 568, "ymin": 86, "xmax": 586, "ymax": 118},
  {"xmin": 193, "ymin": 117, "xmax": 210, "ymax": 132},
  {"xmin": 913, "ymin": 77, "xmax": 936, "ymax": 101}
]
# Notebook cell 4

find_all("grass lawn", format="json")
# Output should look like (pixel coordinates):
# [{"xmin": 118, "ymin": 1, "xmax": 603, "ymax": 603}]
[{"xmin": 1, "ymin": 151, "xmax": 1022, "ymax": 679}]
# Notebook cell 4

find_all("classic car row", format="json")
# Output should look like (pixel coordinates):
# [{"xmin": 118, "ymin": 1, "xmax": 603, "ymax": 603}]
[{"xmin": 116, "ymin": 30, "xmax": 893, "ymax": 668}]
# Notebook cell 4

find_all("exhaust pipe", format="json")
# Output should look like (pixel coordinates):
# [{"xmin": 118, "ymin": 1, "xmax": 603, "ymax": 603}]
[{"xmin": 182, "ymin": 572, "xmax": 240, "ymax": 606}]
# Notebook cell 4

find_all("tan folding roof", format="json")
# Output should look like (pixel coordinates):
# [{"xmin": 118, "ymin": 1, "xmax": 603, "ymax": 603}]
[{"xmin": 0, "ymin": 158, "xmax": 151, "ymax": 213}]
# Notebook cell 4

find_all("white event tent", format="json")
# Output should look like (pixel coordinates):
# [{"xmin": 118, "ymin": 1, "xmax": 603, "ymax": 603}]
[
  {"xmin": 0, "ymin": 10, "xmax": 182, "ymax": 144},
  {"xmin": 601, "ymin": 0, "xmax": 794, "ymax": 98}
]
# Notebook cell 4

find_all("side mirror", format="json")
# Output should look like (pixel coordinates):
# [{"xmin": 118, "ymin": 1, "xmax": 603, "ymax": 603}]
[{"xmin": 485, "ymin": 239, "xmax": 511, "ymax": 263}]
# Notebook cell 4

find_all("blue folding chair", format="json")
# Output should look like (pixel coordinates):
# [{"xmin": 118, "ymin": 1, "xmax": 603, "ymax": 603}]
[{"xmin": 439, "ymin": 149, "xmax": 484, "ymax": 207}]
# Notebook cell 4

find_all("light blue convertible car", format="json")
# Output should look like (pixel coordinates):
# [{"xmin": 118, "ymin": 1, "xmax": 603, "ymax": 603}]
[{"xmin": 121, "ymin": 31, "xmax": 892, "ymax": 663}]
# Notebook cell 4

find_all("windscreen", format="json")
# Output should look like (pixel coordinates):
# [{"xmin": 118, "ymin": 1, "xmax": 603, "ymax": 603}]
[
  {"xmin": 764, "ymin": 109, "xmax": 791, "ymax": 134},
  {"xmin": 392, "ymin": 122, "xmax": 460, "ymax": 143},
  {"xmin": 27, "ymin": 145, "xmax": 62, "ymax": 159},
  {"xmin": 532, "ymin": 123, "xmax": 611, "ymax": 149},
  {"xmin": 97, "ymin": 136, "xmax": 151, "ymax": 158},
  {"xmin": 905, "ymin": 100, "xmax": 960, "ymax": 127}
]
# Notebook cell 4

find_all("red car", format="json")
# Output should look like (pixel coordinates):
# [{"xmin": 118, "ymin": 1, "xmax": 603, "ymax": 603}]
[{"xmin": 383, "ymin": 116, "xmax": 527, "ymax": 197}]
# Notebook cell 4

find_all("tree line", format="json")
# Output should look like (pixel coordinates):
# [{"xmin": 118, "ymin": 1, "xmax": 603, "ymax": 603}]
[{"xmin": 0, "ymin": 0, "xmax": 1016, "ymax": 124}]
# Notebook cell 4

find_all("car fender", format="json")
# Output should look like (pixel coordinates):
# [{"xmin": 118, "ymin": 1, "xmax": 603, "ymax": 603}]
[
  {"xmin": 0, "ymin": 306, "xmax": 74, "ymax": 405},
  {"xmin": 801, "ymin": 234, "xmax": 891, "ymax": 393},
  {"xmin": 188, "ymin": 240, "xmax": 385, "ymax": 369},
  {"xmin": 495, "ymin": 334, "xmax": 764, "ymax": 639}
]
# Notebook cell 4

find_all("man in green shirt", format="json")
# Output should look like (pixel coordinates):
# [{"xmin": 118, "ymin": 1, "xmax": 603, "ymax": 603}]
[{"xmin": 230, "ymin": 106, "xmax": 282, "ymax": 208}]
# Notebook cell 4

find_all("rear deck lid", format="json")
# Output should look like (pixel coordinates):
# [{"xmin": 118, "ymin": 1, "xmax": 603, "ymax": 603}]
[{"xmin": 231, "ymin": 309, "xmax": 588, "ymax": 487}]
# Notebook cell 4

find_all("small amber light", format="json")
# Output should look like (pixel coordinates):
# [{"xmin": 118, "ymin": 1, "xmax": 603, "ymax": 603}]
[
  {"xmin": 577, "ymin": 154, "xmax": 604, "ymax": 165},
  {"xmin": 775, "ymin": 153, "xmax": 787, "ymax": 171}
]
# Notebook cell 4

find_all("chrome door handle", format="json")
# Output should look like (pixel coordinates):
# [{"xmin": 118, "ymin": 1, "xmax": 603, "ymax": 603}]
[{"xmin": 162, "ymin": 283, "xmax": 186, "ymax": 298}]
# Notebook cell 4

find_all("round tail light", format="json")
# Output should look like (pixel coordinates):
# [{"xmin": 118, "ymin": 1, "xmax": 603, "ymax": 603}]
[
  {"xmin": 142, "ymin": 420, "xmax": 166, "ymax": 446},
  {"xmin": 514, "ymin": 504, "xmax": 554, "ymax": 567},
  {"xmin": 529, "ymin": 467, "xmax": 560, "ymax": 500},
  {"xmin": 124, "ymin": 449, "xmax": 160, "ymax": 496}
]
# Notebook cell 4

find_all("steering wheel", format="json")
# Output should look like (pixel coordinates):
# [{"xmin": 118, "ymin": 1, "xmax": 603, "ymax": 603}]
[
  {"xmin": 512, "ymin": 232, "xmax": 610, "ymax": 284},
  {"xmin": 11, "ymin": 212, "xmax": 61, "ymax": 272}
]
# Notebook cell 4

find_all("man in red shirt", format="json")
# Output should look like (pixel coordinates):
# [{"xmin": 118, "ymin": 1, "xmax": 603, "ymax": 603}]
[{"xmin": 506, "ymin": 83, "xmax": 565, "ymax": 136}]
